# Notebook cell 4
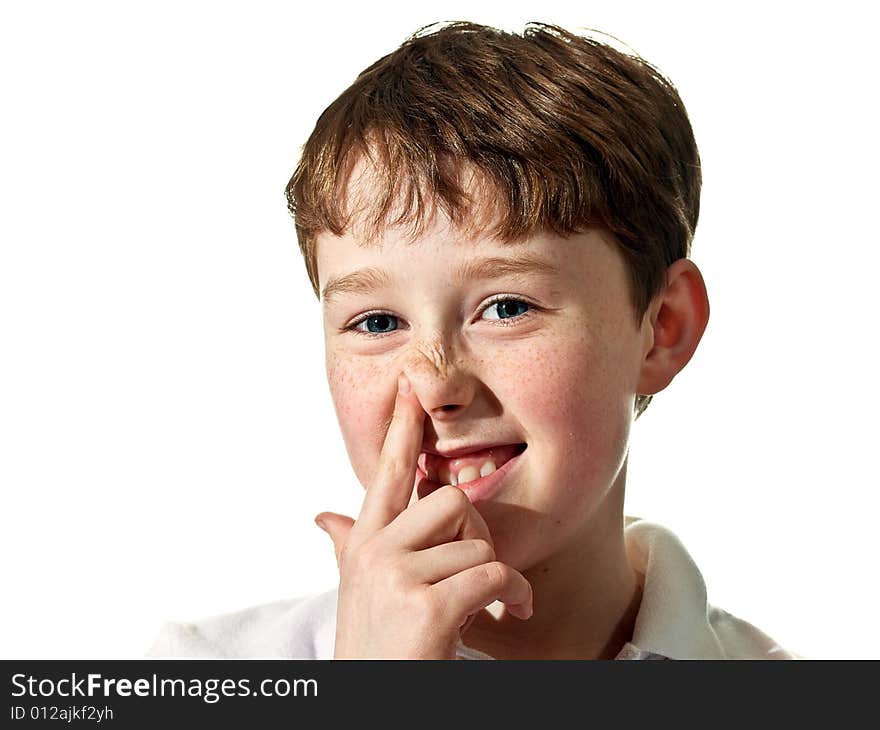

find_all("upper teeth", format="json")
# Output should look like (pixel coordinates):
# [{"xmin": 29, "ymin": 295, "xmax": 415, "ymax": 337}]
[{"xmin": 446, "ymin": 459, "xmax": 497, "ymax": 486}]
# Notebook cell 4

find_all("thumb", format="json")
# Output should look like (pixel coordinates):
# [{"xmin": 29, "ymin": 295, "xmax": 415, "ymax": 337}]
[{"xmin": 314, "ymin": 512, "xmax": 355, "ymax": 568}]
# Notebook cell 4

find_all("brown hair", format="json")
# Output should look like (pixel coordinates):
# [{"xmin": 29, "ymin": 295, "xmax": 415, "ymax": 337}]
[{"xmin": 285, "ymin": 21, "xmax": 701, "ymax": 419}]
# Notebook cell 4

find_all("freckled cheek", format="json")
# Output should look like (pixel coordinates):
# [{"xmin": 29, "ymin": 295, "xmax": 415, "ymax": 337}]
[
  {"xmin": 326, "ymin": 356, "xmax": 391, "ymax": 488},
  {"xmin": 506, "ymin": 340, "xmax": 624, "ymax": 483},
  {"xmin": 500, "ymin": 340, "xmax": 603, "ymax": 429}
]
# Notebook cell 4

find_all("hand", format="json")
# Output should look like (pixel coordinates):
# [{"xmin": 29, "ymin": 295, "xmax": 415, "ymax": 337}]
[{"xmin": 315, "ymin": 373, "xmax": 533, "ymax": 659}]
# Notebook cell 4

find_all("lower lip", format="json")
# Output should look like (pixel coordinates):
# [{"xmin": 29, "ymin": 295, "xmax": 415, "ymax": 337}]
[{"xmin": 417, "ymin": 447, "xmax": 526, "ymax": 505}]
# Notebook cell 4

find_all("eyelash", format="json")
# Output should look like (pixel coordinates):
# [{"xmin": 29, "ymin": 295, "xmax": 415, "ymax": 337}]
[{"xmin": 344, "ymin": 295, "xmax": 536, "ymax": 339}]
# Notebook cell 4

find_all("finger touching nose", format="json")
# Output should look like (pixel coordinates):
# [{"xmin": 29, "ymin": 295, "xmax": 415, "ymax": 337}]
[
  {"xmin": 353, "ymin": 372, "xmax": 427, "ymax": 536},
  {"xmin": 401, "ymin": 343, "xmax": 478, "ymax": 419}
]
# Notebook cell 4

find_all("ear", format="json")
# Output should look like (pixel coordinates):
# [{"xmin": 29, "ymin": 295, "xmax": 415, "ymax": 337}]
[{"xmin": 635, "ymin": 258, "xmax": 710, "ymax": 396}]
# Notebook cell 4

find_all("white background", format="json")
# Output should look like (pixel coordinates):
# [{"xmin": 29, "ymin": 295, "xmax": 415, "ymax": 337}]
[{"xmin": 1, "ymin": 0, "xmax": 876, "ymax": 659}]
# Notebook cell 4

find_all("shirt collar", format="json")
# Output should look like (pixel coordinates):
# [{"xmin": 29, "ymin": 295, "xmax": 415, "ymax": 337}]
[
  {"xmin": 623, "ymin": 516, "xmax": 725, "ymax": 659},
  {"xmin": 455, "ymin": 516, "xmax": 725, "ymax": 660}
]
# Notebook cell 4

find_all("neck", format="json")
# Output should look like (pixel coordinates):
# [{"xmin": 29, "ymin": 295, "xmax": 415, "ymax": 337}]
[{"xmin": 462, "ymin": 464, "xmax": 643, "ymax": 660}]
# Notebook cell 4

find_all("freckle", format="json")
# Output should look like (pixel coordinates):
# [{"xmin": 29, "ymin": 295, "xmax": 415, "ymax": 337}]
[
  {"xmin": 554, "ymin": 519, "xmax": 561, "ymax": 525},
  {"xmin": 542, "ymin": 567, "xmax": 549, "ymax": 573}
]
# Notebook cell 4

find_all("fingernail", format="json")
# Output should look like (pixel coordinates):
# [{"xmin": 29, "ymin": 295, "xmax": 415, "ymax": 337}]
[
  {"xmin": 398, "ymin": 373, "xmax": 411, "ymax": 395},
  {"xmin": 314, "ymin": 517, "xmax": 328, "ymax": 533}
]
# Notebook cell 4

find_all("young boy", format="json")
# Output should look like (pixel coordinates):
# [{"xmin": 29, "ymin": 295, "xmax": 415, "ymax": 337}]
[{"xmin": 148, "ymin": 20, "xmax": 798, "ymax": 660}]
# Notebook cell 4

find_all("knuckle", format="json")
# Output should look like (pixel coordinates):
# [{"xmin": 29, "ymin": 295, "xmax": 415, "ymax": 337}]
[
  {"xmin": 481, "ymin": 561, "xmax": 508, "ymax": 589},
  {"xmin": 396, "ymin": 584, "xmax": 436, "ymax": 626},
  {"xmin": 378, "ymin": 454, "xmax": 406, "ymax": 479},
  {"xmin": 384, "ymin": 557, "xmax": 411, "ymax": 595},
  {"xmin": 416, "ymin": 587, "xmax": 446, "ymax": 622},
  {"xmin": 470, "ymin": 539, "xmax": 495, "ymax": 563}
]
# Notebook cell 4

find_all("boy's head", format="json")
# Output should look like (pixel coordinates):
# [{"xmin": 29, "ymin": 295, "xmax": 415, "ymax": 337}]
[
  {"xmin": 288, "ymin": 21, "xmax": 703, "ymax": 420},
  {"xmin": 286, "ymin": 22, "xmax": 709, "ymax": 571}
]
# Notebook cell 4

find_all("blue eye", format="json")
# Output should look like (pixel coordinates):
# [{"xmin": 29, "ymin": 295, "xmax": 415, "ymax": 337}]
[
  {"xmin": 345, "ymin": 297, "xmax": 533, "ymax": 339},
  {"xmin": 350, "ymin": 312, "xmax": 399, "ymax": 335},
  {"xmin": 481, "ymin": 298, "xmax": 531, "ymax": 321}
]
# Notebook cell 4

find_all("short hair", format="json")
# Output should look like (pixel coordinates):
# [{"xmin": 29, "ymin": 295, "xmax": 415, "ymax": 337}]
[{"xmin": 285, "ymin": 21, "xmax": 701, "ymax": 419}]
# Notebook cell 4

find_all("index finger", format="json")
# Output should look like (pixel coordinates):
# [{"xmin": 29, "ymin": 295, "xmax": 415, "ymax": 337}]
[{"xmin": 352, "ymin": 373, "xmax": 425, "ymax": 537}]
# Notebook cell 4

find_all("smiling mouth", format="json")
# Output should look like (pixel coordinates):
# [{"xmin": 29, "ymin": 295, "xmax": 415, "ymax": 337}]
[{"xmin": 419, "ymin": 443, "xmax": 527, "ymax": 487}]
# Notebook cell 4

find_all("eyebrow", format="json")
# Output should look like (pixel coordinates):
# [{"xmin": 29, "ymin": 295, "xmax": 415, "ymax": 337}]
[{"xmin": 321, "ymin": 252, "xmax": 560, "ymax": 304}]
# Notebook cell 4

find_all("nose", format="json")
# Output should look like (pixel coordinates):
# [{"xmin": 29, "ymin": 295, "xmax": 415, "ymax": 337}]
[{"xmin": 402, "ymin": 334, "xmax": 477, "ymax": 420}]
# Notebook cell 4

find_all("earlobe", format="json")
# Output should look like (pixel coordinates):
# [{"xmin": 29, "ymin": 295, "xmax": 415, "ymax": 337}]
[{"xmin": 635, "ymin": 258, "xmax": 710, "ymax": 396}]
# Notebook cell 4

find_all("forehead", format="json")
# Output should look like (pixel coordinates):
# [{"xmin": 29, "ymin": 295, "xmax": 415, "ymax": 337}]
[
  {"xmin": 315, "ymin": 151, "xmax": 623, "ymax": 305},
  {"xmin": 317, "ymin": 154, "xmax": 525, "ymax": 291},
  {"xmin": 319, "ymin": 239, "xmax": 559, "ymax": 306},
  {"xmin": 316, "ymin": 219, "xmax": 627, "ymax": 317}
]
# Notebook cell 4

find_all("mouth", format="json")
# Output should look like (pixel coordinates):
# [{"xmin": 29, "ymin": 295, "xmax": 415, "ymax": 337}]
[{"xmin": 417, "ymin": 443, "xmax": 527, "ymax": 504}]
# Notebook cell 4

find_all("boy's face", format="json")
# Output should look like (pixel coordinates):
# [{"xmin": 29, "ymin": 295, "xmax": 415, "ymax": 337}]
[{"xmin": 317, "ymin": 200, "xmax": 653, "ymax": 573}]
